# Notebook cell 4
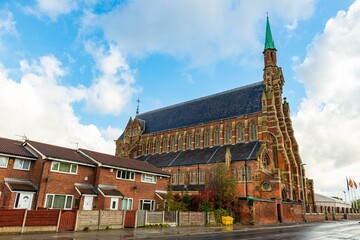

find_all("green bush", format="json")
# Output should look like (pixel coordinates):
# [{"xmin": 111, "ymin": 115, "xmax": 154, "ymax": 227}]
[{"xmin": 214, "ymin": 208, "xmax": 227, "ymax": 223}]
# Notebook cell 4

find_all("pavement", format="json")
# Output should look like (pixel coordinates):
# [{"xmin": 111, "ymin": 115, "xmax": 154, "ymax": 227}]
[
  {"xmin": 125, "ymin": 222, "xmax": 316, "ymax": 239},
  {"xmin": 0, "ymin": 221, "xmax": 321, "ymax": 240}
]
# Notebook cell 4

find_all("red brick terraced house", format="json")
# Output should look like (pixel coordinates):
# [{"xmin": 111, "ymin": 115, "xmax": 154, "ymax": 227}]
[
  {"xmin": 78, "ymin": 148, "xmax": 170, "ymax": 211},
  {"xmin": 115, "ymin": 18, "xmax": 316, "ymax": 224},
  {"xmin": 0, "ymin": 137, "xmax": 169, "ymax": 211},
  {"xmin": 0, "ymin": 137, "xmax": 39, "ymax": 210}
]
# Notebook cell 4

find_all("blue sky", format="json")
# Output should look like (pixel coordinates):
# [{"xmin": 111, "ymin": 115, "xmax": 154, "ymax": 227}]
[{"xmin": 0, "ymin": 0, "xmax": 359, "ymax": 198}]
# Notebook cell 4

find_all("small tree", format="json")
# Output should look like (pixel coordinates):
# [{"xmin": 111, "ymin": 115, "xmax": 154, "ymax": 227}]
[
  {"xmin": 205, "ymin": 163, "xmax": 237, "ymax": 212},
  {"xmin": 163, "ymin": 188, "xmax": 186, "ymax": 211}
]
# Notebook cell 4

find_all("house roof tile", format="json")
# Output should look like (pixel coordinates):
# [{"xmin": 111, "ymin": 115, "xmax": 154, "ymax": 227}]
[
  {"xmin": 0, "ymin": 137, "xmax": 36, "ymax": 159},
  {"xmin": 79, "ymin": 148, "xmax": 169, "ymax": 176},
  {"xmin": 26, "ymin": 140, "xmax": 96, "ymax": 166}
]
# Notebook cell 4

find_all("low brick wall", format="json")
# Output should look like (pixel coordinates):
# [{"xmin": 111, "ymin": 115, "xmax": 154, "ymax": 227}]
[
  {"xmin": 282, "ymin": 202, "xmax": 303, "ymax": 223},
  {"xmin": 305, "ymin": 213, "xmax": 326, "ymax": 222}
]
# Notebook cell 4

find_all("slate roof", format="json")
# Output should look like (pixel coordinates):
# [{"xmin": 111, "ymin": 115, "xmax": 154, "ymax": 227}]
[
  {"xmin": 136, "ymin": 141, "xmax": 262, "ymax": 168},
  {"xmin": 128, "ymin": 82, "xmax": 265, "ymax": 136},
  {"xmin": 0, "ymin": 137, "xmax": 36, "ymax": 159},
  {"xmin": 26, "ymin": 140, "xmax": 96, "ymax": 166},
  {"xmin": 171, "ymin": 184, "xmax": 205, "ymax": 192},
  {"xmin": 79, "ymin": 148, "xmax": 169, "ymax": 176}
]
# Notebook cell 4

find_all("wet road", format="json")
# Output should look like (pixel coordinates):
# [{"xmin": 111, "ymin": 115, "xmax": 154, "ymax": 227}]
[{"xmin": 0, "ymin": 220, "xmax": 359, "ymax": 239}]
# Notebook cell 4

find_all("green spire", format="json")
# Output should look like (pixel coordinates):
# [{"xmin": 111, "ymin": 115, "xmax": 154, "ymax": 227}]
[{"xmin": 264, "ymin": 16, "xmax": 276, "ymax": 50}]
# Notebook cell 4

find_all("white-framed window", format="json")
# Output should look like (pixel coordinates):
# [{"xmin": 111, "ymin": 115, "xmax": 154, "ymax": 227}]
[
  {"xmin": 13, "ymin": 159, "xmax": 31, "ymax": 171},
  {"xmin": 110, "ymin": 198, "xmax": 118, "ymax": 210},
  {"xmin": 122, "ymin": 198, "xmax": 133, "ymax": 210},
  {"xmin": 139, "ymin": 199, "xmax": 155, "ymax": 211},
  {"xmin": 0, "ymin": 156, "xmax": 9, "ymax": 168},
  {"xmin": 51, "ymin": 161, "xmax": 77, "ymax": 174},
  {"xmin": 45, "ymin": 194, "xmax": 73, "ymax": 209},
  {"xmin": 116, "ymin": 170, "xmax": 135, "ymax": 180},
  {"xmin": 141, "ymin": 174, "xmax": 156, "ymax": 183}
]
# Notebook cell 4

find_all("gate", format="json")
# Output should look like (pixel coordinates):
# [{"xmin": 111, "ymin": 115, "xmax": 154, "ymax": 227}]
[
  {"xmin": 124, "ymin": 210, "xmax": 137, "ymax": 228},
  {"xmin": 59, "ymin": 210, "xmax": 77, "ymax": 231}
]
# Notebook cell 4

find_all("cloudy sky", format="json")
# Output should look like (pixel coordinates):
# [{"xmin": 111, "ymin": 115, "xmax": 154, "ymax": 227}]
[{"xmin": 0, "ymin": 0, "xmax": 359, "ymax": 199}]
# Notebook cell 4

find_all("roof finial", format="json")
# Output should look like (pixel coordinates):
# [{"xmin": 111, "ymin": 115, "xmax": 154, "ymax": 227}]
[{"xmin": 136, "ymin": 98, "xmax": 141, "ymax": 115}]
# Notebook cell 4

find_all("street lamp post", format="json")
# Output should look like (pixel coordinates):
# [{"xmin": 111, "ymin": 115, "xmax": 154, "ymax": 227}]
[{"xmin": 300, "ymin": 163, "xmax": 306, "ymax": 215}]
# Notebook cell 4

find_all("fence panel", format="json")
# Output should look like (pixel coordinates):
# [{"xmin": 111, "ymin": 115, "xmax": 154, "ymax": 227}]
[
  {"xmin": 25, "ymin": 210, "xmax": 59, "ymax": 226},
  {"xmin": 77, "ymin": 210, "xmax": 99, "ymax": 230},
  {"xmin": 0, "ymin": 209, "xmax": 25, "ymax": 227},
  {"xmin": 136, "ymin": 210, "xmax": 146, "ymax": 227},
  {"xmin": 164, "ymin": 211, "xmax": 177, "ymax": 223},
  {"xmin": 99, "ymin": 210, "xmax": 124, "ymax": 229}
]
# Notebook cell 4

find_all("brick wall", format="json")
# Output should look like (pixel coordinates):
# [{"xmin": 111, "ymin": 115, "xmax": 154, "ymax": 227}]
[
  {"xmin": 282, "ymin": 202, "xmax": 303, "ymax": 223},
  {"xmin": 98, "ymin": 167, "xmax": 169, "ymax": 210},
  {"xmin": 36, "ymin": 160, "xmax": 96, "ymax": 209}
]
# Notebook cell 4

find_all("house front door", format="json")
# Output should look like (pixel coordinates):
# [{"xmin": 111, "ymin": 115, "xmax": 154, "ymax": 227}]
[
  {"xmin": 16, "ymin": 192, "xmax": 34, "ymax": 210},
  {"xmin": 83, "ymin": 196, "xmax": 93, "ymax": 210}
]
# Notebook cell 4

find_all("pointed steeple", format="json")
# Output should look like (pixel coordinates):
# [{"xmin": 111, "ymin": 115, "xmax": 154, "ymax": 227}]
[
  {"xmin": 264, "ymin": 16, "xmax": 276, "ymax": 50},
  {"xmin": 263, "ymin": 15, "xmax": 277, "ymax": 69}
]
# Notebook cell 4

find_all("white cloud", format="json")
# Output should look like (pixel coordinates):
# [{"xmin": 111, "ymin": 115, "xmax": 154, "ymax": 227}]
[
  {"xmin": 24, "ymin": 0, "xmax": 78, "ymax": 21},
  {"xmin": 293, "ymin": 0, "xmax": 360, "ymax": 197},
  {"xmin": 285, "ymin": 19, "xmax": 298, "ymax": 31},
  {"xmin": 24, "ymin": 0, "xmax": 99, "ymax": 21},
  {"xmin": 84, "ymin": 42, "xmax": 138, "ymax": 115},
  {"xmin": 81, "ymin": 0, "xmax": 315, "ymax": 67},
  {"xmin": 0, "ymin": 10, "xmax": 18, "ymax": 36},
  {"xmin": 0, "ymin": 55, "xmax": 122, "ymax": 154}
]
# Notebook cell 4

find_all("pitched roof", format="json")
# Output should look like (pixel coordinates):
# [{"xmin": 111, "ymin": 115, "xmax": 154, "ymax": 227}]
[
  {"xmin": 79, "ymin": 148, "xmax": 169, "ymax": 176},
  {"xmin": 98, "ymin": 185, "xmax": 124, "ymax": 197},
  {"xmin": 75, "ymin": 184, "xmax": 98, "ymax": 195},
  {"xmin": 26, "ymin": 140, "xmax": 96, "ymax": 166},
  {"xmin": 122, "ymin": 82, "xmax": 265, "ymax": 137},
  {"xmin": 136, "ymin": 141, "xmax": 262, "ymax": 168},
  {"xmin": 0, "ymin": 137, "xmax": 36, "ymax": 159},
  {"xmin": 5, "ymin": 178, "xmax": 37, "ymax": 192}
]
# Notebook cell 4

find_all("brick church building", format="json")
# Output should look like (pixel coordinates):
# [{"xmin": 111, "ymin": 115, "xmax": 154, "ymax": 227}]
[{"xmin": 116, "ymin": 18, "xmax": 315, "ymax": 224}]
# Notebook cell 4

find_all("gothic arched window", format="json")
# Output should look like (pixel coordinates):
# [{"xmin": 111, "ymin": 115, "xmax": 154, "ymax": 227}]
[
  {"xmin": 187, "ymin": 133, "xmax": 192, "ymax": 149},
  {"xmin": 170, "ymin": 136, "xmax": 175, "ymax": 152},
  {"xmin": 262, "ymin": 154, "xmax": 270, "ymax": 170},
  {"xmin": 178, "ymin": 135, "xmax": 183, "ymax": 151},
  {"xmin": 195, "ymin": 132, "xmax": 201, "ymax": 148},
  {"xmin": 250, "ymin": 121, "xmax": 257, "ymax": 141},
  {"xmin": 155, "ymin": 138, "xmax": 160, "ymax": 153},
  {"xmin": 162, "ymin": 137, "xmax": 167, "ymax": 152},
  {"xmin": 237, "ymin": 123, "xmax": 244, "ymax": 142},
  {"xmin": 214, "ymin": 127, "xmax": 220, "ymax": 145},
  {"xmin": 241, "ymin": 165, "xmax": 252, "ymax": 181},
  {"xmin": 204, "ymin": 129, "xmax": 210, "ymax": 147},
  {"xmin": 142, "ymin": 142, "xmax": 146, "ymax": 154},
  {"xmin": 225, "ymin": 125, "xmax": 231, "ymax": 144},
  {"xmin": 148, "ymin": 142, "xmax": 153, "ymax": 154}
]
